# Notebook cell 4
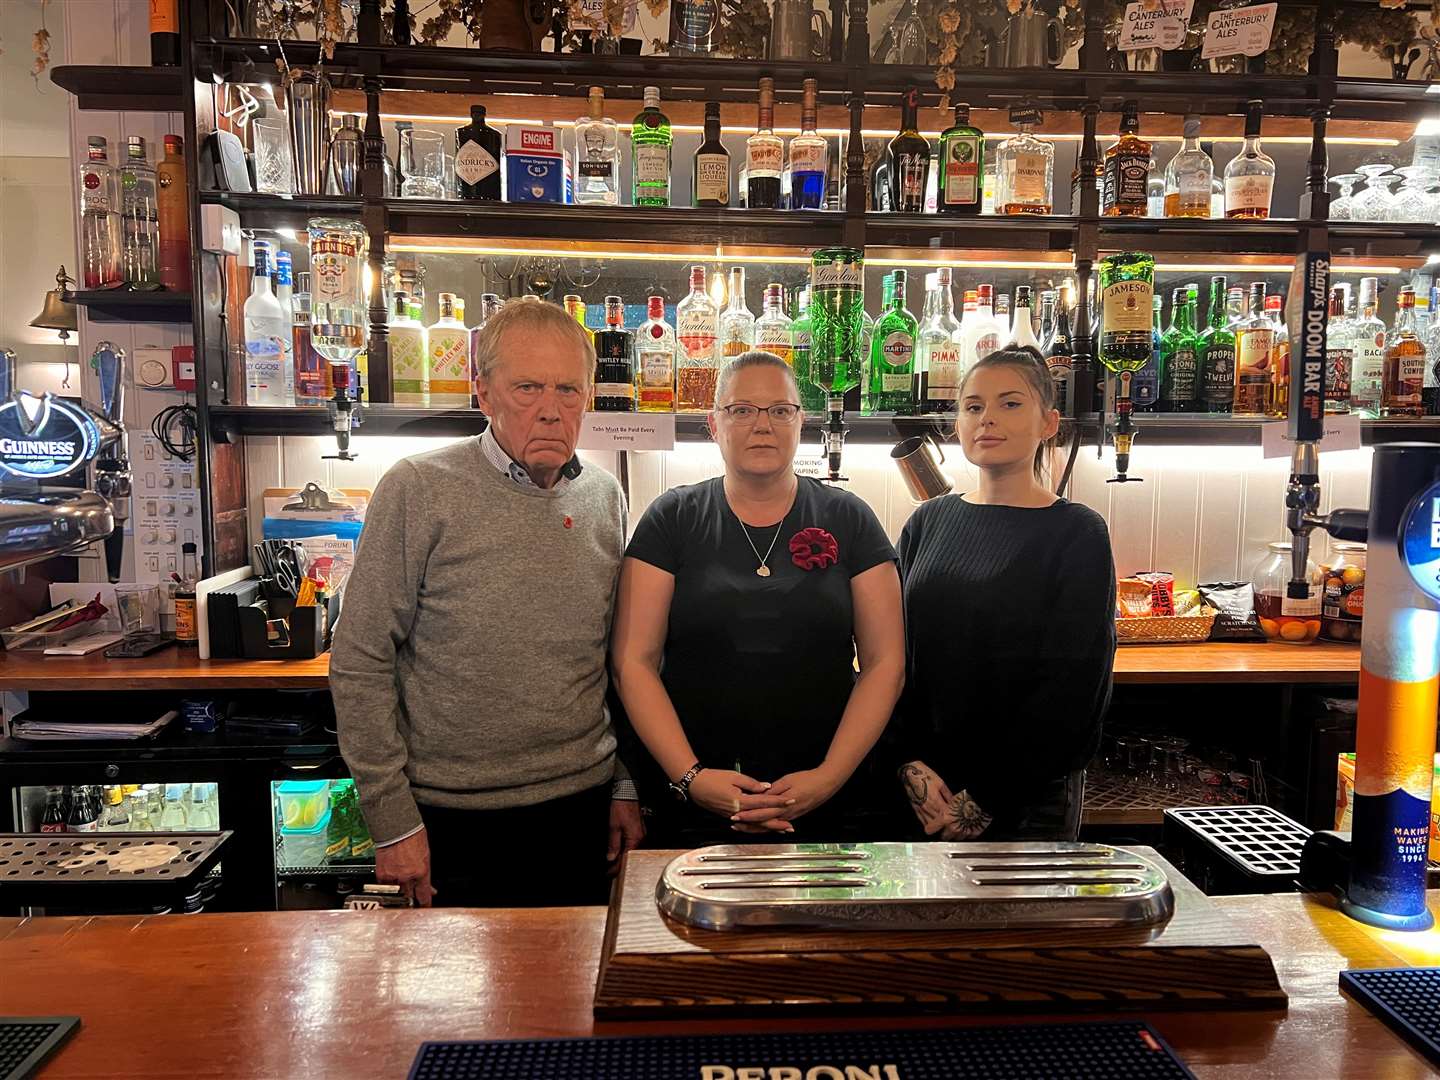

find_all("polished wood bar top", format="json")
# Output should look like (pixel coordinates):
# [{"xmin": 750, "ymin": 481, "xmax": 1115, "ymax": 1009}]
[
  {"xmin": 0, "ymin": 640, "xmax": 1361, "ymax": 690},
  {"xmin": 0, "ymin": 647, "xmax": 331, "ymax": 690},
  {"xmin": 0, "ymin": 888, "xmax": 1436, "ymax": 1078},
  {"xmin": 1112, "ymin": 640, "xmax": 1361, "ymax": 684}
]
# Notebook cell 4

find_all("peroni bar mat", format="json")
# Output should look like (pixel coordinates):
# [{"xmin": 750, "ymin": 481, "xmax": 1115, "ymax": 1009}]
[
  {"xmin": 407, "ymin": 1021, "xmax": 1196, "ymax": 1080},
  {"xmin": 0, "ymin": 1017, "xmax": 79, "ymax": 1080},
  {"xmin": 1340, "ymin": 967, "xmax": 1440, "ymax": 1069}
]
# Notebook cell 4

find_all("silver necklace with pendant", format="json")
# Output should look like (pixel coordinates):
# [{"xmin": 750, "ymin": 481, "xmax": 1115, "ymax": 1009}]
[{"xmin": 739, "ymin": 520, "xmax": 783, "ymax": 578}]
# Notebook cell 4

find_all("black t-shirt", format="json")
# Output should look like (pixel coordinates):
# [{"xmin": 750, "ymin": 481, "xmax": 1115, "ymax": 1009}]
[
  {"xmin": 625, "ymin": 476, "xmax": 896, "ymax": 834},
  {"xmin": 894, "ymin": 494, "xmax": 1117, "ymax": 827}
]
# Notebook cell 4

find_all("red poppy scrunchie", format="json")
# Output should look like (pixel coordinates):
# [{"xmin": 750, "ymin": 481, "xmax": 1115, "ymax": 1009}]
[{"xmin": 789, "ymin": 527, "xmax": 839, "ymax": 571}]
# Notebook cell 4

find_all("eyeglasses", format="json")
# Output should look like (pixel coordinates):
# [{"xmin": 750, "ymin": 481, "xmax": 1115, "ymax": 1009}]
[{"xmin": 717, "ymin": 403, "xmax": 802, "ymax": 424}]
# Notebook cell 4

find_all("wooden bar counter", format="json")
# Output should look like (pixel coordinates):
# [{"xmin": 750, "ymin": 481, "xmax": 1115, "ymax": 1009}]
[
  {"xmin": 0, "ymin": 640, "xmax": 1362, "ymax": 691},
  {"xmin": 0, "ymin": 887, "xmax": 1436, "ymax": 1078}
]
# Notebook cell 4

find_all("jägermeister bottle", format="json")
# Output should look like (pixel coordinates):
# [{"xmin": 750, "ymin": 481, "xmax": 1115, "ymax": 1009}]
[
  {"xmin": 1158, "ymin": 285, "xmax": 1200, "ymax": 411},
  {"xmin": 869, "ymin": 269, "xmax": 918, "ymax": 413},
  {"xmin": 1198, "ymin": 275, "xmax": 1236, "ymax": 414},
  {"xmin": 808, "ymin": 247, "xmax": 865, "ymax": 407}
]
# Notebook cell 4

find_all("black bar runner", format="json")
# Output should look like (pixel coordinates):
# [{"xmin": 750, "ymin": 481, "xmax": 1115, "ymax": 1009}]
[{"xmin": 408, "ymin": 1020, "xmax": 1195, "ymax": 1079}]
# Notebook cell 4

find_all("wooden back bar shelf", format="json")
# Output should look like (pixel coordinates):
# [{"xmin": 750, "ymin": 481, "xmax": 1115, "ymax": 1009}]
[{"xmin": 0, "ymin": 641, "xmax": 1359, "ymax": 690}]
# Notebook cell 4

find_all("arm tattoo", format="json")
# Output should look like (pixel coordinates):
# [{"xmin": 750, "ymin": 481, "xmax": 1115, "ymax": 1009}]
[{"xmin": 900, "ymin": 763, "xmax": 929, "ymax": 808}]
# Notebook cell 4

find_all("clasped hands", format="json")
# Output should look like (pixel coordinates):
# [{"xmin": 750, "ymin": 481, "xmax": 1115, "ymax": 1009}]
[{"xmin": 687, "ymin": 765, "xmax": 844, "ymax": 834}]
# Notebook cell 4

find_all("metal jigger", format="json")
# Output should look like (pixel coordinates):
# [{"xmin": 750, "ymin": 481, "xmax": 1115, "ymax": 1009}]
[{"xmin": 1106, "ymin": 370, "xmax": 1143, "ymax": 484}]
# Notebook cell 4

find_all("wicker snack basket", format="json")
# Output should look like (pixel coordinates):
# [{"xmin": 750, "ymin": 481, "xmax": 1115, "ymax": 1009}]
[{"xmin": 1116, "ymin": 607, "xmax": 1217, "ymax": 645}]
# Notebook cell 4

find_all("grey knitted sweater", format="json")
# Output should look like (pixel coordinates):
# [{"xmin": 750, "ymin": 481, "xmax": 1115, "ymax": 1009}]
[{"xmin": 332, "ymin": 437, "xmax": 627, "ymax": 843}]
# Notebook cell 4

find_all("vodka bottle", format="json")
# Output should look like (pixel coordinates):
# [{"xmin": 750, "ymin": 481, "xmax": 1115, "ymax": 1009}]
[
  {"xmin": 120, "ymin": 136, "xmax": 160, "ymax": 289},
  {"xmin": 244, "ymin": 243, "xmax": 291, "ymax": 406},
  {"xmin": 79, "ymin": 136, "xmax": 123, "ymax": 290}
]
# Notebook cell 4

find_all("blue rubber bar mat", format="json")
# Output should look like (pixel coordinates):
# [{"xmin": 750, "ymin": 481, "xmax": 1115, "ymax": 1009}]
[
  {"xmin": 0, "ymin": 1017, "xmax": 79, "ymax": 1080},
  {"xmin": 408, "ymin": 1021, "xmax": 1195, "ymax": 1080},
  {"xmin": 1340, "ymin": 967, "xmax": 1440, "ymax": 1069}
]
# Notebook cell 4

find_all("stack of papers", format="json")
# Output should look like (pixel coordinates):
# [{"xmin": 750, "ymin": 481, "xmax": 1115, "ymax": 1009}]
[{"xmin": 12, "ymin": 709, "xmax": 178, "ymax": 741}]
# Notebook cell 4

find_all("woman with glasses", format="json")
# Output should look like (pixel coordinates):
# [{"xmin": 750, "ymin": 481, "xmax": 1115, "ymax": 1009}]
[{"xmin": 611, "ymin": 351, "xmax": 905, "ymax": 846}]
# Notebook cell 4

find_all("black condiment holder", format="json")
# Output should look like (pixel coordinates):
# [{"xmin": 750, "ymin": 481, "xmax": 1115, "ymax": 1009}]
[{"xmin": 235, "ymin": 593, "xmax": 336, "ymax": 659}]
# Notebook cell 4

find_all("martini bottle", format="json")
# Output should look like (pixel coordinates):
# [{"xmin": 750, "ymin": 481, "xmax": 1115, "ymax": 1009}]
[{"xmin": 869, "ymin": 269, "xmax": 918, "ymax": 413}]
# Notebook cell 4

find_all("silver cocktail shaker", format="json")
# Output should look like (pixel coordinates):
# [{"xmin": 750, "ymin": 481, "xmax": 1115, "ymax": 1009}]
[
  {"xmin": 285, "ymin": 68, "xmax": 332, "ymax": 195},
  {"xmin": 328, "ymin": 114, "xmax": 363, "ymax": 196}
]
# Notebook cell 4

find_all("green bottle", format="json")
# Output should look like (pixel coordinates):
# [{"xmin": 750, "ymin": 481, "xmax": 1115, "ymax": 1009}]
[
  {"xmin": 631, "ymin": 86, "xmax": 672, "ymax": 207},
  {"xmin": 937, "ymin": 103, "xmax": 985, "ymax": 215},
  {"xmin": 1159, "ymin": 285, "xmax": 1200, "ymax": 412},
  {"xmin": 869, "ymin": 269, "xmax": 918, "ymax": 414},
  {"xmin": 807, "ymin": 246, "xmax": 866, "ymax": 406},
  {"xmin": 1198, "ymin": 275, "xmax": 1236, "ymax": 414},
  {"xmin": 862, "ymin": 273, "xmax": 894, "ymax": 416},
  {"xmin": 791, "ymin": 287, "xmax": 825, "ymax": 414}
]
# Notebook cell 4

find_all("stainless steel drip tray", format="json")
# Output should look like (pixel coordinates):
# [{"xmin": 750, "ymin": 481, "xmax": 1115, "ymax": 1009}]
[{"xmin": 656, "ymin": 842, "xmax": 1174, "ymax": 932}]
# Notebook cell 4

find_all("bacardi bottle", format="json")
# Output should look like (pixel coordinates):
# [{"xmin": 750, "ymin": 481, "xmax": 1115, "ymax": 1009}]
[{"xmin": 1351, "ymin": 276, "xmax": 1386, "ymax": 417}]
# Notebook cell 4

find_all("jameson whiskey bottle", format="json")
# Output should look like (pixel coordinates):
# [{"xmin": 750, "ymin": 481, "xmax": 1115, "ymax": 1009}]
[
  {"xmin": 937, "ymin": 103, "xmax": 984, "ymax": 216},
  {"xmin": 1098, "ymin": 251, "xmax": 1155, "ymax": 398},
  {"xmin": 869, "ymin": 269, "xmax": 918, "ymax": 413},
  {"xmin": 1158, "ymin": 285, "xmax": 1200, "ymax": 411},
  {"xmin": 809, "ymin": 247, "xmax": 865, "ymax": 402},
  {"xmin": 1198, "ymin": 276, "xmax": 1237, "ymax": 413}
]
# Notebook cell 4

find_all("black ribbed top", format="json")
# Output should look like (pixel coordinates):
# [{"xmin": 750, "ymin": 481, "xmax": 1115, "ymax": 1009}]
[{"xmin": 895, "ymin": 493, "xmax": 1117, "ymax": 824}]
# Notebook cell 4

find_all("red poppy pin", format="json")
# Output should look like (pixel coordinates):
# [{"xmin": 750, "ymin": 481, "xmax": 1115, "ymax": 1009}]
[
  {"xmin": 790, "ymin": 527, "xmax": 839, "ymax": 571},
  {"xmin": 563, "ymin": 516, "xmax": 574, "ymax": 529}
]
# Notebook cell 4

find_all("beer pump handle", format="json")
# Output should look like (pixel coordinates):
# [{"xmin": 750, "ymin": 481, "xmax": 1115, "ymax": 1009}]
[{"xmin": 1323, "ymin": 508, "xmax": 1369, "ymax": 543}]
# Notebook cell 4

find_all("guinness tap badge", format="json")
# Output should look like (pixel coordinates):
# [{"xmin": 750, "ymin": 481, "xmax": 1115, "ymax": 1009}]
[{"xmin": 0, "ymin": 392, "xmax": 103, "ymax": 480}]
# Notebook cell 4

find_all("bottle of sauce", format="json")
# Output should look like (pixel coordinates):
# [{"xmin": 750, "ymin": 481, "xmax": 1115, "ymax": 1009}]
[{"xmin": 174, "ymin": 542, "xmax": 199, "ymax": 647}]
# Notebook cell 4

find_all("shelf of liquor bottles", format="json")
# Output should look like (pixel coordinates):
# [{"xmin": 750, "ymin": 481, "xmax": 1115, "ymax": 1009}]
[{"xmin": 199, "ymin": 190, "xmax": 1440, "ymax": 265}]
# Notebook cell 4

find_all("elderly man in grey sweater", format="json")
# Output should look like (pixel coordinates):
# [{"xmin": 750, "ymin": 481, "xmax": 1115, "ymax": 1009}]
[{"xmin": 332, "ymin": 299, "xmax": 644, "ymax": 907}]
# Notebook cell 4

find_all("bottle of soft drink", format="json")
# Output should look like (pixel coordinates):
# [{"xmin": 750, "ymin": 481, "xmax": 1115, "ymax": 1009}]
[
  {"xmin": 66, "ymin": 785, "xmax": 100, "ymax": 832},
  {"xmin": 39, "ymin": 787, "xmax": 67, "ymax": 833},
  {"xmin": 99, "ymin": 786, "xmax": 131, "ymax": 831},
  {"xmin": 324, "ymin": 783, "xmax": 354, "ymax": 863}
]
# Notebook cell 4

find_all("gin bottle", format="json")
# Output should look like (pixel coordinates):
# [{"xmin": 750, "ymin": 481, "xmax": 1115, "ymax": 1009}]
[
  {"xmin": 808, "ymin": 247, "xmax": 866, "ymax": 405},
  {"xmin": 754, "ymin": 283, "xmax": 794, "ymax": 366},
  {"xmin": 789, "ymin": 79, "xmax": 828, "ymax": 211},
  {"xmin": 632, "ymin": 87, "xmax": 672, "ymax": 207},
  {"xmin": 574, "ymin": 86, "xmax": 620, "ymax": 206},
  {"xmin": 636, "ymin": 296, "xmax": 677, "ymax": 413},
  {"xmin": 389, "ymin": 291, "xmax": 429, "ymax": 407},
  {"xmin": 791, "ymin": 287, "xmax": 825, "ymax": 414},
  {"xmin": 676, "ymin": 265, "xmax": 719, "ymax": 411}
]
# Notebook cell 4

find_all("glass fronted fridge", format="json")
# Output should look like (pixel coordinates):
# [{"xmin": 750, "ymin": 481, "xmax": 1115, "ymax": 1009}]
[{"xmin": 271, "ymin": 777, "xmax": 376, "ymax": 909}]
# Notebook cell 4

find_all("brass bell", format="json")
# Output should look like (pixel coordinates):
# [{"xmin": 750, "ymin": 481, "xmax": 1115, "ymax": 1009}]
[{"xmin": 29, "ymin": 266, "xmax": 78, "ymax": 344}]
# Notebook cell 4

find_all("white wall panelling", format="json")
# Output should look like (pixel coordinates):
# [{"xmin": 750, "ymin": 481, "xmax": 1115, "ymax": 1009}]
[{"xmin": 249, "ymin": 433, "xmax": 1376, "ymax": 590}]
